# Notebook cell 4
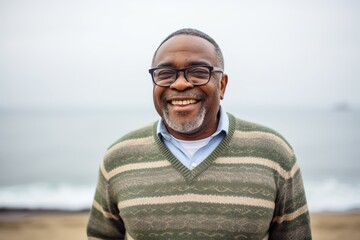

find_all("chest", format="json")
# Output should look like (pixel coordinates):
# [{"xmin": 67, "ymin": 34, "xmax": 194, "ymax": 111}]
[{"xmin": 110, "ymin": 164, "xmax": 277, "ymax": 240}]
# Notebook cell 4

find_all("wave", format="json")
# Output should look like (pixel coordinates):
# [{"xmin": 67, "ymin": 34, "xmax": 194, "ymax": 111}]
[
  {"xmin": 0, "ymin": 179, "xmax": 359, "ymax": 213},
  {"xmin": 0, "ymin": 183, "xmax": 94, "ymax": 211},
  {"xmin": 304, "ymin": 179, "xmax": 360, "ymax": 213}
]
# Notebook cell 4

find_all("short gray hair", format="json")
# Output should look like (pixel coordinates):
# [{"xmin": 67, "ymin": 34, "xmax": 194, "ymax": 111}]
[{"xmin": 151, "ymin": 28, "xmax": 224, "ymax": 69}]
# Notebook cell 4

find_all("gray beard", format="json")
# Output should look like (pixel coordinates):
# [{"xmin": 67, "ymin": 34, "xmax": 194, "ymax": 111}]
[{"xmin": 162, "ymin": 107, "xmax": 206, "ymax": 134}]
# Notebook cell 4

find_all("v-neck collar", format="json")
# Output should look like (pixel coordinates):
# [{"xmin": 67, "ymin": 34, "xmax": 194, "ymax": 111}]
[{"xmin": 153, "ymin": 113, "xmax": 236, "ymax": 183}]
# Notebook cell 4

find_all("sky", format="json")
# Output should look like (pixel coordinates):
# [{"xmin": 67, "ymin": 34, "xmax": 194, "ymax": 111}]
[{"xmin": 0, "ymin": 0, "xmax": 359, "ymax": 110}]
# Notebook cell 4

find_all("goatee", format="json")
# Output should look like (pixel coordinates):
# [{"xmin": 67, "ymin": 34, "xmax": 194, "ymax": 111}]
[{"xmin": 162, "ymin": 107, "xmax": 206, "ymax": 134}]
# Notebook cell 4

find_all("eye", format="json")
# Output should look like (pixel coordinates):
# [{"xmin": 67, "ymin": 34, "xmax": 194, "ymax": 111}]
[
  {"xmin": 155, "ymin": 69, "xmax": 175, "ymax": 80},
  {"xmin": 187, "ymin": 67, "xmax": 210, "ymax": 78}
]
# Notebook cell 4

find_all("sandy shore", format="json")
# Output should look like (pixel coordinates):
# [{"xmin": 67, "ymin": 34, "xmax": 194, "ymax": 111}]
[{"xmin": 0, "ymin": 210, "xmax": 359, "ymax": 240}]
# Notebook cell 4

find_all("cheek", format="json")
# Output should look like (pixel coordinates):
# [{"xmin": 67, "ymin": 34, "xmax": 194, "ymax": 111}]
[
  {"xmin": 153, "ymin": 87, "xmax": 164, "ymax": 102},
  {"xmin": 153, "ymin": 87, "xmax": 165, "ymax": 114},
  {"xmin": 202, "ymin": 83, "xmax": 221, "ymax": 103}
]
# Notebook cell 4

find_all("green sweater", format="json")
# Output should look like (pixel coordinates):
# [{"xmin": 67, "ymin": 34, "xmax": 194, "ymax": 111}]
[{"xmin": 87, "ymin": 113, "xmax": 312, "ymax": 240}]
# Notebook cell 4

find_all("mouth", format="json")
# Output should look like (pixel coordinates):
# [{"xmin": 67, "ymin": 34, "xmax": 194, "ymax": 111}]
[{"xmin": 170, "ymin": 99, "xmax": 198, "ymax": 106}]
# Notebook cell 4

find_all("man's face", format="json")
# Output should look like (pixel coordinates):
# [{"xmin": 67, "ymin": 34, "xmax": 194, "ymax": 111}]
[{"xmin": 152, "ymin": 35, "xmax": 228, "ymax": 140}]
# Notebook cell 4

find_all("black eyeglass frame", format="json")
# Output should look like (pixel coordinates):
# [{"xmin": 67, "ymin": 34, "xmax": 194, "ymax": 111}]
[{"xmin": 148, "ymin": 65, "xmax": 223, "ymax": 87}]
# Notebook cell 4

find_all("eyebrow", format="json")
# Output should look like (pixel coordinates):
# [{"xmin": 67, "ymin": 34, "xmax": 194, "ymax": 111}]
[{"xmin": 155, "ymin": 60, "xmax": 212, "ymax": 68}]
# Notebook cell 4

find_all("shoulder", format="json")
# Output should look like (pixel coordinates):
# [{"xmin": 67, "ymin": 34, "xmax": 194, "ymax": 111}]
[
  {"xmin": 227, "ymin": 113, "xmax": 296, "ymax": 169},
  {"xmin": 107, "ymin": 122, "xmax": 157, "ymax": 150},
  {"xmin": 228, "ymin": 113, "xmax": 292, "ymax": 147},
  {"xmin": 228, "ymin": 113, "xmax": 289, "ymax": 143},
  {"xmin": 101, "ymin": 122, "xmax": 157, "ymax": 169}
]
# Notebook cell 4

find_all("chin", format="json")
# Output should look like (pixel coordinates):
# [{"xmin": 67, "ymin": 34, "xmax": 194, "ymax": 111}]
[{"xmin": 162, "ymin": 107, "xmax": 206, "ymax": 134}]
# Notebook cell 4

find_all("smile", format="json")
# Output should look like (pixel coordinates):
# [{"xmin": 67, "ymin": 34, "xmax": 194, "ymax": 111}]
[{"xmin": 171, "ymin": 99, "xmax": 198, "ymax": 106}]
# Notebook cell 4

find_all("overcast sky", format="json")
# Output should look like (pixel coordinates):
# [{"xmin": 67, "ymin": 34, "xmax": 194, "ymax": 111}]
[{"xmin": 0, "ymin": 0, "xmax": 359, "ymax": 110}]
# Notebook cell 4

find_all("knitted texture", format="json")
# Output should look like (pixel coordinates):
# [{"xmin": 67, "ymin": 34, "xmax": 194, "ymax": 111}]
[{"xmin": 87, "ymin": 113, "xmax": 312, "ymax": 240}]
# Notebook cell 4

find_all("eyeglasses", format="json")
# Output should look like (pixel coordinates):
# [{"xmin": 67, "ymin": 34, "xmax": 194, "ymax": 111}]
[{"xmin": 149, "ymin": 65, "xmax": 223, "ymax": 87}]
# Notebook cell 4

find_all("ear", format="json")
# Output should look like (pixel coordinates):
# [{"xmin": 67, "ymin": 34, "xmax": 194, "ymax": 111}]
[{"xmin": 219, "ymin": 74, "xmax": 228, "ymax": 100}]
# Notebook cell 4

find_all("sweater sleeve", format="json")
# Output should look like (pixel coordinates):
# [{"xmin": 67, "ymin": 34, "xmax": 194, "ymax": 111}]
[
  {"xmin": 87, "ymin": 167, "xmax": 125, "ymax": 240},
  {"xmin": 269, "ymin": 158, "xmax": 312, "ymax": 239}
]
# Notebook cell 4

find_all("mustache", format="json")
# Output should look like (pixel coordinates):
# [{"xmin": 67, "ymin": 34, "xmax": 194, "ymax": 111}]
[{"xmin": 163, "ymin": 92, "xmax": 203, "ymax": 100}]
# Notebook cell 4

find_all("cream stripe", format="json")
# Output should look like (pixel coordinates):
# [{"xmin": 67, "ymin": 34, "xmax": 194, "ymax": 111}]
[
  {"xmin": 106, "ymin": 136, "xmax": 155, "ymax": 156},
  {"xmin": 118, "ymin": 193, "xmax": 275, "ymax": 210},
  {"xmin": 272, "ymin": 204, "xmax": 309, "ymax": 223},
  {"xmin": 92, "ymin": 200, "xmax": 120, "ymax": 220},
  {"xmin": 234, "ymin": 131, "xmax": 294, "ymax": 156},
  {"xmin": 216, "ymin": 157, "xmax": 299, "ymax": 180},
  {"xmin": 126, "ymin": 233, "xmax": 135, "ymax": 240},
  {"xmin": 101, "ymin": 160, "xmax": 171, "ymax": 181}
]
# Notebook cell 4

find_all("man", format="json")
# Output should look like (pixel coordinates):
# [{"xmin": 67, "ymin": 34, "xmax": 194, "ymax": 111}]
[{"xmin": 87, "ymin": 28, "xmax": 312, "ymax": 239}]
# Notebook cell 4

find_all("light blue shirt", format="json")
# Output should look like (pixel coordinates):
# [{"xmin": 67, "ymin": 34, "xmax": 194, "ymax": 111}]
[{"xmin": 157, "ymin": 107, "xmax": 229, "ymax": 170}]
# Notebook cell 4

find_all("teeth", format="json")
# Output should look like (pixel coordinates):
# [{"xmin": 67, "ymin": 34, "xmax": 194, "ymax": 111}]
[{"xmin": 171, "ymin": 99, "xmax": 197, "ymax": 105}]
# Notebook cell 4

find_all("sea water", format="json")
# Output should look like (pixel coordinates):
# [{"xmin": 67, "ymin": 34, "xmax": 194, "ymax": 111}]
[{"xmin": 0, "ymin": 106, "xmax": 359, "ymax": 212}]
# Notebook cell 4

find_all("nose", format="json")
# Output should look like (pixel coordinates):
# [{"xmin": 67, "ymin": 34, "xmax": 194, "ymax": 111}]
[{"xmin": 169, "ymin": 71, "xmax": 194, "ymax": 91}]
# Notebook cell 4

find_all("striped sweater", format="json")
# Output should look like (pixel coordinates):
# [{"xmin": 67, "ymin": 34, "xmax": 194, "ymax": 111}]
[{"xmin": 87, "ymin": 113, "xmax": 312, "ymax": 240}]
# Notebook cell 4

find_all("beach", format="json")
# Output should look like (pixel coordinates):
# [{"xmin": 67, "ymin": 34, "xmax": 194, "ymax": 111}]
[
  {"xmin": 0, "ymin": 210, "xmax": 89, "ymax": 240},
  {"xmin": 0, "ymin": 211, "xmax": 359, "ymax": 240}
]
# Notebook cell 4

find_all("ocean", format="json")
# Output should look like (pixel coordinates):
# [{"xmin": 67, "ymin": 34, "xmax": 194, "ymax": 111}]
[{"xmin": 0, "ymin": 106, "xmax": 359, "ymax": 213}]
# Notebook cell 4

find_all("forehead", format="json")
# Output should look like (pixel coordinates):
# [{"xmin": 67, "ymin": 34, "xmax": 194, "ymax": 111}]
[{"xmin": 153, "ymin": 35, "xmax": 219, "ymax": 67}]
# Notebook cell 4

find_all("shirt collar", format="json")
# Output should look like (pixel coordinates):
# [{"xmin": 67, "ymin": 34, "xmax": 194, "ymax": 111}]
[{"xmin": 157, "ymin": 107, "xmax": 229, "ymax": 141}]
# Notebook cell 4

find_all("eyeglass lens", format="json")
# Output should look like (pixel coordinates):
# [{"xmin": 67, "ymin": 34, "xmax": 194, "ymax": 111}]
[{"xmin": 153, "ymin": 66, "xmax": 211, "ymax": 86}]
